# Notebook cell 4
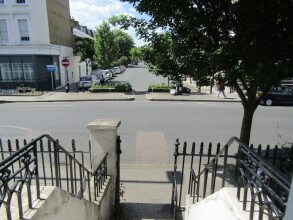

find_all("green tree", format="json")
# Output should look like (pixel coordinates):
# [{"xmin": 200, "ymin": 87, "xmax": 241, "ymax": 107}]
[
  {"xmin": 113, "ymin": 29, "xmax": 134, "ymax": 62},
  {"xmin": 73, "ymin": 37, "xmax": 95, "ymax": 75},
  {"xmin": 142, "ymin": 33, "xmax": 183, "ymax": 81},
  {"xmin": 119, "ymin": 0, "xmax": 293, "ymax": 145},
  {"xmin": 94, "ymin": 22, "xmax": 117, "ymax": 68},
  {"xmin": 130, "ymin": 47, "xmax": 143, "ymax": 64}
]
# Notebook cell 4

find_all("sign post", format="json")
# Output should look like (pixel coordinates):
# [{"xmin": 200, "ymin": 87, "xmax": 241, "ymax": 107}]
[
  {"xmin": 61, "ymin": 58, "xmax": 70, "ymax": 93},
  {"xmin": 46, "ymin": 65, "xmax": 56, "ymax": 90}
]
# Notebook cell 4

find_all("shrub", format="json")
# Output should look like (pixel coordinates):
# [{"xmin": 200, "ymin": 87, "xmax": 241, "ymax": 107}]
[
  {"xmin": 89, "ymin": 82, "xmax": 132, "ymax": 92},
  {"xmin": 148, "ymin": 83, "xmax": 170, "ymax": 92}
]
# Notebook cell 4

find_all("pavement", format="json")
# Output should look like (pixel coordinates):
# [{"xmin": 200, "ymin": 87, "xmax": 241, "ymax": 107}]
[{"xmin": 0, "ymin": 80, "xmax": 240, "ymax": 103}]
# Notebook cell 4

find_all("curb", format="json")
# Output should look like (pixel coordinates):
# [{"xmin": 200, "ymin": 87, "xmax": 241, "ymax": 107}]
[
  {"xmin": 0, "ymin": 97, "xmax": 135, "ymax": 103},
  {"xmin": 147, "ymin": 98, "xmax": 241, "ymax": 103}
]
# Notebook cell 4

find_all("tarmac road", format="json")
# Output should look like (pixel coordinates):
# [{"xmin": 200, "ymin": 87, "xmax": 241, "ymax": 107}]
[{"xmin": 0, "ymin": 101, "xmax": 292, "ymax": 165}]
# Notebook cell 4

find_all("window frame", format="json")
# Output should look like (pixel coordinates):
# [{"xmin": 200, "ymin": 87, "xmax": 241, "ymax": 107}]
[
  {"xmin": 16, "ymin": 17, "xmax": 31, "ymax": 44},
  {"xmin": 0, "ymin": 18, "xmax": 9, "ymax": 44}
]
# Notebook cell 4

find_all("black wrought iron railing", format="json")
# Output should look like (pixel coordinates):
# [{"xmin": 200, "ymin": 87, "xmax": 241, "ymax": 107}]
[
  {"xmin": 0, "ymin": 134, "xmax": 109, "ymax": 220},
  {"xmin": 171, "ymin": 137, "xmax": 291, "ymax": 220},
  {"xmin": 0, "ymin": 138, "xmax": 92, "ymax": 169}
]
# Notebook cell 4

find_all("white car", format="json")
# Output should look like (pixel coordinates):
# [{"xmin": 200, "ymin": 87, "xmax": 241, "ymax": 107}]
[
  {"xmin": 119, "ymin": 65, "xmax": 126, "ymax": 72},
  {"xmin": 101, "ymin": 70, "xmax": 111, "ymax": 81},
  {"xmin": 79, "ymin": 75, "xmax": 100, "ymax": 89},
  {"xmin": 113, "ymin": 67, "xmax": 122, "ymax": 74}
]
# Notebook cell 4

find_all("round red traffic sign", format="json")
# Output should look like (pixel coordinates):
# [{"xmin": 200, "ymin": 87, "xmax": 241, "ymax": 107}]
[{"xmin": 61, "ymin": 58, "xmax": 70, "ymax": 67}]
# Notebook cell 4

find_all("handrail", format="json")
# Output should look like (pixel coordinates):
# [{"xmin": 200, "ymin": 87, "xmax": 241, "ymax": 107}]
[
  {"xmin": 172, "ymin": 137, "xmax": 291, "ymax": 220},
  {"xmin": 171, "ymin": 163, "xmax": 178, "ymax": 219},
  {"xmin": 187, "ymin": 136, "xmax": 291, "ymax": 220},
  {"xmin": 195, "ymin": 136, "xmax": 290, "ymax": 191},
  {"xmin": 0, "ymin": 134, "xmax": 90, "ymax": 173},
  {"xmin": 0, "ymin": 134, "xmax": 109, "ymax": 220}
]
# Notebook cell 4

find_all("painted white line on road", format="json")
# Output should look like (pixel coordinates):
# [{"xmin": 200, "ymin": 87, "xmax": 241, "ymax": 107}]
[
  {"xmin": 0, "ymin": 125, "xmax": 33, "ymax": 131},
  {"xmin": 8, "ymin": 104, "xmax": 74, "ymax": 107}
]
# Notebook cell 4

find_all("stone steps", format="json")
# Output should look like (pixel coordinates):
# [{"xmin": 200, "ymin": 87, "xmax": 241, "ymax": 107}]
[{"xmin": 185, "ymin": 187, "xmax": 269, "ymax": 220}]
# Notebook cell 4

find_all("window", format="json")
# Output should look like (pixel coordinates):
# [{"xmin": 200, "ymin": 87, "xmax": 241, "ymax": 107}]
[
  {"xmin": 0, "ymin": 19, "xmax": 8, "ymax": 43},
  {"xmin": 0, "ymin": 57, "xmax": 35, "ymax": 82},
  {"xmin": 16, "ymin": 0, "xmax": 26, "ymax": 4},
  {"xmin": 11, "ymin": 62, "xmax": 23, "ymax": 81},
  {"xmin": 23, "ymin": 63, "xmax": 34, "ymax": 81},
  {"xmin": 0, "ymin": 62, "xmax": 12, "ymax": 81},
  {"xmin": 17, "ymin": 19, "xmax": 30, "ymax": 42}
]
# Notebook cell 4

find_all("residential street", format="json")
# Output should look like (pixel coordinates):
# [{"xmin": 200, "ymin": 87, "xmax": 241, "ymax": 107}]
[
  {"xmin": 0, "ymin": 91, "xmax": 292, "ymax": 165},
  {"xmin": 1, "ymin": 65, "xmax": 293, "ymax": 218},
  {"xmin": 1, "ymin": 1, "xmax": 292, "ymax": 219}
]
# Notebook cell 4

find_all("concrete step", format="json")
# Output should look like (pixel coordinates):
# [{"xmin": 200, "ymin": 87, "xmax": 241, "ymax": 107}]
[
  {"xmin": 0, "ymin": 186, "xmax": 55, "ymax": 220},
  {"xmin": 0, "ymin": 177, "xmax": 111, "ymax": 220},
  {"xmin": 185, "ymin": 187, "xmax": 269, "ymax": 220}
]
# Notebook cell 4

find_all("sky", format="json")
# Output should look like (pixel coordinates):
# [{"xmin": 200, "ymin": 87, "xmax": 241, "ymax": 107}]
[{"xmin": 69, "ymin": 0, "xmax": 148, "ymax": 46}]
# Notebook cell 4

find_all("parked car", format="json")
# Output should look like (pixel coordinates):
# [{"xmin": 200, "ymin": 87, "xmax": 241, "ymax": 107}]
[
  {"xmin": 108, "ymin": 69, "xmax": 116, "ymax": 77},
  {"xmin": 101, "ymin": 70, "xmax": 111, "ymax": 82},
  {"xmin": 170, "ymin": 82, "xmax": 191, "ymax": 95},
  {"xmin": 104, "ymin": 69, "xmax": 113, "ymax": 79},
  {"xmin": 119, "ymin": 65, "xmax": 126, "ymax": 72},
  {"xmin": 91, "ymin": 69, "xmax": 105, "ymax": 84},
  {"xmin": 113, "ymin": 67, "xmax": 122, "ymax": 74},
  {"xmin": 258, "ymin": 87, "xmax": 293, "ymax": 106},
  {"xmin": 79, "ymin": 75, "xmax": 100, "ymax": 89}
]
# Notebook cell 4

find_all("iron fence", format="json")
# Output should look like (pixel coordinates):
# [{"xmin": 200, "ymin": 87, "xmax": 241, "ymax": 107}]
[
  {"xmin": 0, "ymin": 135, "xmax": 110, "ymax": 220},
  {"xmin": 172, "ymin": 138, "xmax": 291, "ymax": 220},
  {"xmin": 0, "ymin": 138, "xmax": 92, "ymax": 170}
]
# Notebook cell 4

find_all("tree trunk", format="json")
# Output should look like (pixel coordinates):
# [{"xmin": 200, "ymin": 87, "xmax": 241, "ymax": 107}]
[
  {"xmin": 234, "ymin": 82, "xmax": 259, "ymax": 146},
  {"xmin": 86, "ymin": 61, "xmax": 89, "ymax": 75},
  {"xmin": 239, "ymin": 106, "xmax": 255, "ymax": 145}
]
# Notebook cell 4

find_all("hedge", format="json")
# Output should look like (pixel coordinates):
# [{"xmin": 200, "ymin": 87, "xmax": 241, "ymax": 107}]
[
  {"xmin": 148, "ymin": 83, "xmax": 170, "ymax": 92},
  {"xmin": 89, "ymin": 82, "xmax": 132, "ymax": 93}
]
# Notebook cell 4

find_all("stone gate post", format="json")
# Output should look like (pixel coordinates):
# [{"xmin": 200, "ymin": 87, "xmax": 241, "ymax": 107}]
[{"xmin": 87, "ymin": 119, "xmax": 121, "ymax": 211}]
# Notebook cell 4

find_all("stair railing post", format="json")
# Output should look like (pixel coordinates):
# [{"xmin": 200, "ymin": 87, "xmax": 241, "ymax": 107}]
[
  {"xmin": 87, "ymin": 119, "xmax": 121, "ymax": 216},
  {"xmin": 53, "ymin": 141, "xmax": 59, "ymax": 187}
]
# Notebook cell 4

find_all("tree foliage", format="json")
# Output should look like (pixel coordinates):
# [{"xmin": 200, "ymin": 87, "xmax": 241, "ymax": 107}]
[
  {"xmin": 74, "ymin": 37, "xmax": 95, "ymax": 74},
  {"xmin": 94, "ymin": 22, "xmax": 118, "ymax": 68},
  {"xmin": 113, "ymin": 29, "xmax": 134, "ymax": 60},
  {"xmin": 119, "ymin": 0, "xmax": 293, "ymax": 144},
  {"xmin": 130, "ymin": 46, "xmax": 143, "ymax": 63},
  {"xmin": 94, "ymin": 21, "xmax": 135, "ymax": 68},
  {"xmin": 74, "ymin": 37, "xmax": 95, "ymax": 61}
]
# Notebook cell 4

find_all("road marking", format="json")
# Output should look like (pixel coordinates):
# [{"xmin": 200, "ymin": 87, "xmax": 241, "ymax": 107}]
[
  {"xmin": 0, "ymin": 125, "xmax": 32, "ymax": 131},
  {"xmin": 7, "ymin": 104, "xmax": 74, "ymax": 107}
]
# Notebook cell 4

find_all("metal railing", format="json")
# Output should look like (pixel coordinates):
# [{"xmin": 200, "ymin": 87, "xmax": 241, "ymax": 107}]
[
  {"xmin": 172, "ymin": 137, "xmax": 291, "ymax": 220},
  {"xmin": 0, "ymin": 134, "xmax": 109, "ymax": 220},
  {"xmin": 0, "ymin": 138, "xmax": 92, "ymax": 170}
]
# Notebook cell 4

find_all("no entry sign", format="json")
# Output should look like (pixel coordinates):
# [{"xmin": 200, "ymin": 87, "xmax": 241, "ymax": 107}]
[{"xmin": 61, "ymin": 58, "xmax": 70, "ymax": 67}]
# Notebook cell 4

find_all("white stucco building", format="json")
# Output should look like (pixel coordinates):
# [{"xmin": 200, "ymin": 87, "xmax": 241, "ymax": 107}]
[{"xmin": 0, "ymin": 0, "xmax": 93, "ymax": 91}]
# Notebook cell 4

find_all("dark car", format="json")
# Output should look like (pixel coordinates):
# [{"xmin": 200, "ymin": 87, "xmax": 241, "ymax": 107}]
[
  {"xmin": 258, "ymin": 87, "xmax": 293, "ymax": 106},
  {"xmin": 170, "ymin": 83, "xmax": 191, "ymax": 95}
]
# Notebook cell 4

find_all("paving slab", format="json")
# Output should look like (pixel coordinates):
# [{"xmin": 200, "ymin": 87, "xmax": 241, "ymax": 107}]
[
  {"xmin": 120, "ymin": 164, "xmax": 174, "ymax": 219},
  {"xmin": 146, "ymin": 80, "xmax": 241, "ymax": 103},
  {"xmin": 0, "ymin": 92, "xmax": 134, "ymax": 103},
  {"xmin": 146, "ymin": 92, "xmax": 240, "ymax": 102}
]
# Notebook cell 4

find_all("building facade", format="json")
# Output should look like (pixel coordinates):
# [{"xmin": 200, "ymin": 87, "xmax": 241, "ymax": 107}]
[{"xmin": 0, "ymin": 0, "xmax": 93, "ymax": 91}]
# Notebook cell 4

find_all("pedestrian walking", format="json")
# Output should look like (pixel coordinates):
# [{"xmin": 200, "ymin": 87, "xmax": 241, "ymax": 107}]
[{"xmin": 217, "ymin": 80, "xmax": 226, "ymax": 98}]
